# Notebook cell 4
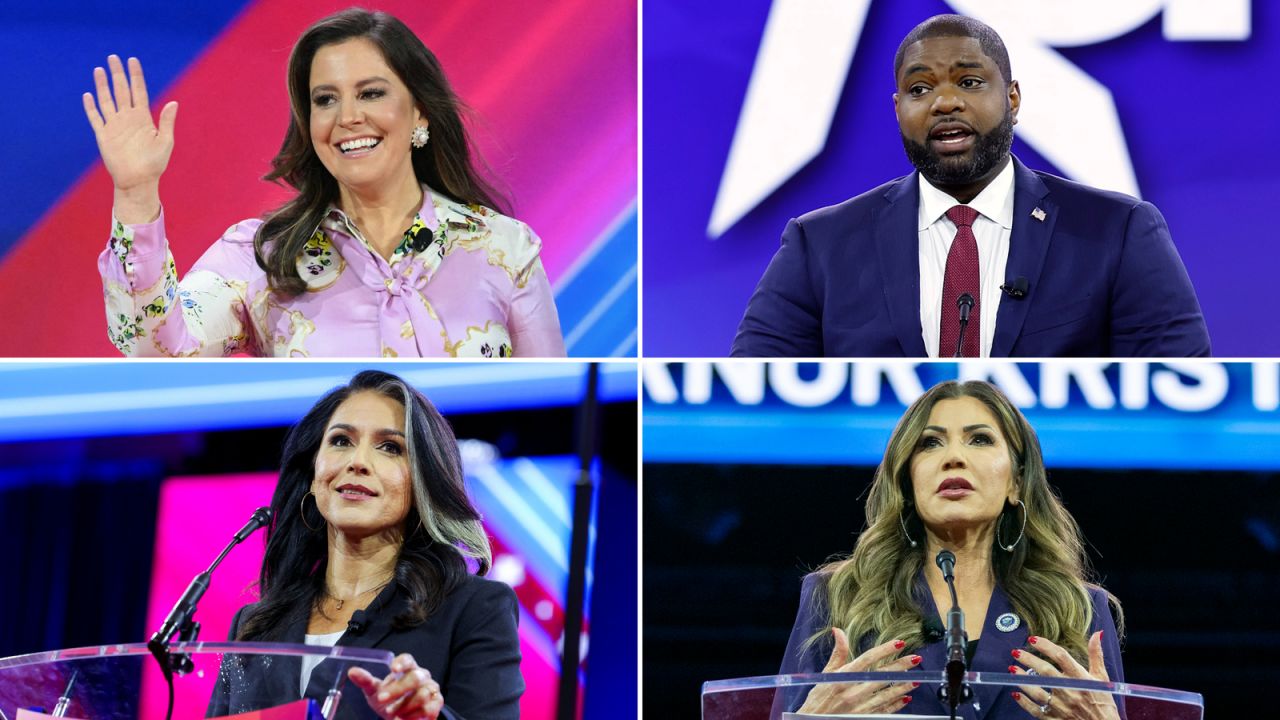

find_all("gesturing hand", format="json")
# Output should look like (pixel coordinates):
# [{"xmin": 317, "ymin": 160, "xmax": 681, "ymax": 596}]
[
  {"xmin": 796, "ymin": 628, "xmax": 921, "ymax": 715},
  {"xmin": 348, "ymin": 653, "xmax": 445, "ymax": 720},
  {"xmin": 82, "ymin": 55, "xmax": 178, "ymax": 192},
  {"xmin": 1010, "ymin": 632, "xmax": 1120, "ymax": 719}
]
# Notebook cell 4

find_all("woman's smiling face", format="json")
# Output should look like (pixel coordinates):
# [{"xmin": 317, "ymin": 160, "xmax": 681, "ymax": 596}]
[
  {"xmin": 308, "ymin": 37, "xmax": 423, "ymax": 194},
  {"xmin": 311, "ymin": 390, "xmax": 414, "ymax": 539}
]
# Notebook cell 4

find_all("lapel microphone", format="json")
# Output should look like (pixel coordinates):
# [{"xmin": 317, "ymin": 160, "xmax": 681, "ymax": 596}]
[
  {"xmin": 922, "ymin": 617, "xmax": 946, "ymax": 643},
  {"xmin": 1000, "ymin": 277, "xmax": 1029, "ymax": 298},
  {"xmin": 348, "ymin": 609, "xmax": 369, "ymax": 635}
]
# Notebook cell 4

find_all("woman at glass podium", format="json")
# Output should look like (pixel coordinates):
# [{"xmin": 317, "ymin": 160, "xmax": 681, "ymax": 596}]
[
  {"xmin": 779, "ymin": 381, "xmax": 1123, "ymax": 719},
  {"xmin": 207, "ymin": 370, "xmax": 522, "ymax": 719}
]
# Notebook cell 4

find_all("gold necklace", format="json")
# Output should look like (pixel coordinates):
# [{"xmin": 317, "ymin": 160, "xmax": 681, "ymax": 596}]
[{"xmin": 328, "ymin": 575, "xmax": 393, "ymax": 610}]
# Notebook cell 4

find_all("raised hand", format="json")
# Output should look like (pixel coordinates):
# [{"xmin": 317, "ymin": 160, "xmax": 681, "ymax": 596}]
[
  {"xmin": 796, "ymin": 629, "xmax": 922, "ymax": 715},
  {"xmin": 82, "ymin": 55, "xmax": 178, "ymax": 195},
  {"xmin": 1010, "ymin": 632, "xmax": 1121, "ymax": 719},
  {"xmin": 348, "ymin": 653, "xmax": 445, "ymax": 720}
]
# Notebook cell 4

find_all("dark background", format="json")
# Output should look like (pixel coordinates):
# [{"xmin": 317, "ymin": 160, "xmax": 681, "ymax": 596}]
[{"xmin": 644, "ymin": 462, "xmax": 1280, "ymax": 718}]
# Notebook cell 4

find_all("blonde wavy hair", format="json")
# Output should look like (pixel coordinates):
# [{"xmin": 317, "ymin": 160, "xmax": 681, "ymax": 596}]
[{"xmin": 810, "ymin": 380, "xmax": 1122, "ymax": 664}]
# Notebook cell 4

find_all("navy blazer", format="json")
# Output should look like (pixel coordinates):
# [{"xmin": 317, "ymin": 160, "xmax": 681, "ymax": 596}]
[
  {"xmin": 732, "ymin": 157, "xmax": 1210, "ymax": 357},
  {"xmin": 206, "ymin": 574, "xmax": 523, "ymax": 720},
  {"xmin": 778, "ymin": 572, "xmax": 1123, "ymax": 720}
]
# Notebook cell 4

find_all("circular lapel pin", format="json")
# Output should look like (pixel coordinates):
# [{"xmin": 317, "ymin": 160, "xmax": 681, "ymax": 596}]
[{"xmin": 996, "ymin": 613, "xmax": 1021, "ymax": 632}]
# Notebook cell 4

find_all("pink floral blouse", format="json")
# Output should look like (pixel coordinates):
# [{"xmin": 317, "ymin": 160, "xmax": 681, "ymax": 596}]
[{"xmin": 99, "ymin": 187, "xmax": 565, "ymax": 357}]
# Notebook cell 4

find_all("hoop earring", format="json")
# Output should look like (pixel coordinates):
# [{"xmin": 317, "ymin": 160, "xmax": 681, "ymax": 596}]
[
  {"xmin": 300, "ymin": 492, "xmax": 324, "ymax": 532},
  {"xmin": 899, "ymin": 506, "xmax": 919, "ymax": 548},
  {"xmin": 997, "ymin": 500, "xmax": 1027, "ymax": 552}
]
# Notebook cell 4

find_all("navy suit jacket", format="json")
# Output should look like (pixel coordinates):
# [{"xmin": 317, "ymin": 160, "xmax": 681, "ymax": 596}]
[
  {"xmin": 732, "ymin": 157, "xmax": 1210, "ymax": 357},
  {"xmin": 206, "ymin": 574, "xmax": 523, "ymax": 720},
  {"xmin": 778, "ymin": 572, "xmax": 1124, "ymax": 720}
]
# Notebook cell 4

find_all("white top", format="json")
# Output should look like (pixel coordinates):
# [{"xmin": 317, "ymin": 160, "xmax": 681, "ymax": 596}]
[
  {"xmin": 301, "ymin": 629, "xmax": 346, "ymax": 698},
  {"xmin": 917, "ymin": 159, "xmax": 1016, "ymax": 358}
]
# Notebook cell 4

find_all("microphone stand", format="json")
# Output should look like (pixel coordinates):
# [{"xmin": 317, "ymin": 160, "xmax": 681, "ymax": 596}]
[
  {"xmin": 51, "ymin": 670, "xmax": 78, "ymax": 717},
  {"xmin": 146, "ymin": 507, "xmax": 271, "ymax": 720},
  {"xmin": 935, "ymin": 550, "xmax": 972, "ymax": 720},
  {"xmin": 557, "ymin": 363, "xmax": 600, "ymax": 720}
]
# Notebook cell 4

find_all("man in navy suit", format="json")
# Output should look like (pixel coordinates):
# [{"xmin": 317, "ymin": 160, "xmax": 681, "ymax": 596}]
[{"xmin": 732, "ymin": 15, "xmax": 1210, "ymax": 358}]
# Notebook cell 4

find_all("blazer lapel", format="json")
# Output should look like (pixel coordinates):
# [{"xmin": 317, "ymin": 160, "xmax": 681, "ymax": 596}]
[
  {"xmin": 968, "ymin": 584, "xmax": 1028, "ymax": 719},
  {"xmin": 256, "ymin": 611, "xmax": 308, "ymax": 702},
  {"xmin": 913, "ymin": 576, "xmax": 1028, "ymax": 720},
  {"xmin": 875, "ymin": 174, "xmax": 927, "ymax": 356},
  {"xmin": 992, "ymin": 158, "xmax": 1056, "ymax": 356}
]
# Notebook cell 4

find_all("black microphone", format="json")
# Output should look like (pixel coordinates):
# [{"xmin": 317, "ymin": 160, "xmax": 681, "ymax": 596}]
[
  {"xmin": 408, "ymin": 222, "xmax": 434, "ymax": 253},
  {"xmin": 1000, "ymin": 277, "xmax": 1028, "ymax": 298},
  {"xmin": 348, "ymin": 609, "xmax": 369, "ymax": 635},
  {"xmin": 149, "ymin": 507, "xmax": 272, "ymax": 658},
  {"xmin": 922, "ymin": 617, "xmax": 945, "ymax": 643},
  {"xmin": 234, "ymin": 506, "xmax": 273, "ymax": 542},
  {"xmin": 935, "ymin": 550, "xmax": 971, "ymax": 719},
  {"xmin": 953, "ymin": 293, "xmax": 975, "ymax": 358}
]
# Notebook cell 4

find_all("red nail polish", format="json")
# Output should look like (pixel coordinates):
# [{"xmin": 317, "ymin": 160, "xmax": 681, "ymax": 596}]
[
  {"xmin": 1008, "ymin": 665, "xmax": 1018, "ymax": 673},
  {"xmin": 912, "ymin": 682, "xmax": 920, "ymax": 688},
  {"xmin": 911, "ymin": 655, "xmax": 922, "ymax": 665},
  {"xmin": 1099, "ymin": 630, "xmax": 1104, "ymax": 640},
  {"xmin": 1012, "ymin": 692, "xmax": 1022, "ymax": 701},
  {"xmin": 894, "ymin": 639, "xmax": 906, "ymax": 649},
  {"xmin": 1011, "ymin": 649, "xmax": 1022, "ymax": 659},
  {"xmin": 1028, "ymin": 636, "xmax": 1038, "ymax": 645},
  {"xmin": 902, "ymin": 697, "xmax": 912, "ymax": 704}
]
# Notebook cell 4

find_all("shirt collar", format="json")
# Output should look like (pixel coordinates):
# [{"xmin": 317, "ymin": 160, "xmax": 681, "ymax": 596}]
[
  {"xmin": 916, "ymin": 158, "xmax": 1016, "ymax": 231},
  {"xmin": 321, "ymin": 185, "xmax": 442, "ymax": 261},
  {"xmin": 323, "ymin": 185, "xmax": 441, "ymax": 232}
]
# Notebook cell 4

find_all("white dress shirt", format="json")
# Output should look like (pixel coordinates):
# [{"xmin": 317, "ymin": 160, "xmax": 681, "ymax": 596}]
[
  {"xmin": 918, "ymin": 160, "xmax": 1015, "ymax": 358},
  {"xmin": 301, "ymin": 629, "xmax": 345, "ymax": 697}
]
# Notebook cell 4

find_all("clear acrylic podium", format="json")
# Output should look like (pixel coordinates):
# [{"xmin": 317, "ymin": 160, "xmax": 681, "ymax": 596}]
[
  {"xmin": 702, "ymin": 671, "xmax": 1205, "ymax": 720},
  {"xmin": 0, "ymin": 642, "xmax": 394, "ymax": 720}
]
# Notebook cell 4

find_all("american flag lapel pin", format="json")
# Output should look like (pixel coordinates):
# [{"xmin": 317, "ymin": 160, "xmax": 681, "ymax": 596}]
[{"xmin": 1031, "ymin": 207, "xmax": 1047, "ymax": 222}]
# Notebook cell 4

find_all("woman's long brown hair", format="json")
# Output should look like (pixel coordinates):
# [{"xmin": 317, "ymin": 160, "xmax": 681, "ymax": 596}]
[{"xmin": 255, "ymin": 8, "xmax": 508, "ymax": 296}]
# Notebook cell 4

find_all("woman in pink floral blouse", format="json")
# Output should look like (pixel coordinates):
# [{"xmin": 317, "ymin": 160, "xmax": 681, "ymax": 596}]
[{"xmin": 84, "ymin": 9, "xmax": 565, "ymax": 358}]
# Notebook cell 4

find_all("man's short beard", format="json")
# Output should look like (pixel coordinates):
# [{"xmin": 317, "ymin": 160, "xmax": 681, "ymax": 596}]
[{"xmin": 901, "ymin": 110, "xmax": 1014, "ymax": 186}]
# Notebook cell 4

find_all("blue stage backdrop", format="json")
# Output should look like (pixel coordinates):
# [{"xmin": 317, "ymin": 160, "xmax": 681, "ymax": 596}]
[{"xmin": 643, "ymin": 0, "xmax": 1278, "ymax": 356}]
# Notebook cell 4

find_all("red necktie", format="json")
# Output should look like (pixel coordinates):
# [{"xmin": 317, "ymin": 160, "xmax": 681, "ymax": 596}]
[{"xmin": 939, "ymin": 205, "xmax": 980, "ymax": 357}]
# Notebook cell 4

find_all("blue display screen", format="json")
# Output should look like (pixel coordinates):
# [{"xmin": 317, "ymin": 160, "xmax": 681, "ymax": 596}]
[
  {"xmin": 0, "ymin": 362, "xmax": 636, "ymax": 441},
  {"xmin": 644, "ymin": 361, "xmax": 1280, "ymax": 469}
]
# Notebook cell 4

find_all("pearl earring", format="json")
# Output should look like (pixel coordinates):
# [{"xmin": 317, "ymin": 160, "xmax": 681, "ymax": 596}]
[{"xmin": 411, "ymin": 125, "xmax": 430, "ymax": 149}]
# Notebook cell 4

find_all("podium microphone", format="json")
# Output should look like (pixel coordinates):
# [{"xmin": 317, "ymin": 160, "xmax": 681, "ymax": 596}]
[
  {"xmin": 953, "ymin": 294, "xmax": 975, "ymax": 358},
  {"xmin": 147, "ymin": 506, "xmax": 271, "ymax": 720},
  {"xmin": 149, "ymin": 506, "xmax": 271, "ymax": 652},
  {"xmin": 935, "ymin": 550, "xmax": 972, "ymax": 719}
]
